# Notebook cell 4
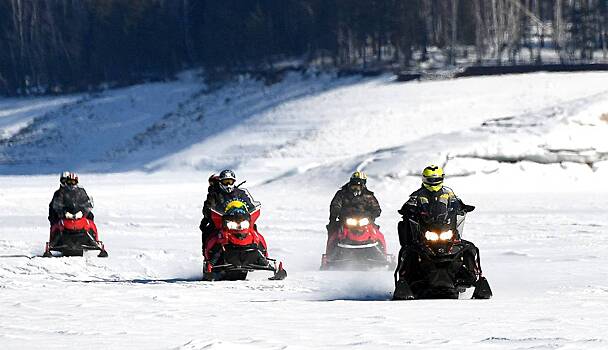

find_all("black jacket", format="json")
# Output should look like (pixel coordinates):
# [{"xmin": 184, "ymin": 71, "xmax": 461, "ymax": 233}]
[
  {"xmin": 329, "ymin": 183, "xmax": 381, "ymax": 222},
  {"xmin": 48, "ymin": 186, "xmax": 93, "ymax": 223},
  {"xmin": 398, "ymin": 185, "xmax": 469, "ymax": 223}
]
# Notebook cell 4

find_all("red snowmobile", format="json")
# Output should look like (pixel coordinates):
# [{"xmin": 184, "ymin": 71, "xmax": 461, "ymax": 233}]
[
  {"xmin": 43, "ymin": 209, "xmax": 108, "ymax": 257},
  {"xmin": 321, "ymin": 213, "xmax": 396, "ymax": 270},
  {"xmin": 203, "ymin": 200, "xmax": 286, "ymax": 281}
]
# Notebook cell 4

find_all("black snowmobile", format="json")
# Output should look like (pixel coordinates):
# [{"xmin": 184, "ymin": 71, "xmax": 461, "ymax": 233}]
[{"xmin": 393, "ymin": 202, "xmax": 492, "ymax": 300}]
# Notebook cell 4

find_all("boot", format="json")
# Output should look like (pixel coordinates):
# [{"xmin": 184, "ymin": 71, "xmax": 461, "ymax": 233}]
[{"xmin": 393, "ymin": 279, "xmax": 415, "ymax": 300}]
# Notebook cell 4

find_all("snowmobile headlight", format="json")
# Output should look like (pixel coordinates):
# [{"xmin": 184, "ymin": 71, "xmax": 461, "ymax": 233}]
[
  {"xmin": 226, "ymin": 221, "xmax": 239, "ymax": 230},
  {"xmin": 75, "ymin": 211, "xmax": 83, "ymax": 219},
  {"xmin": 424, "ymin": 231, "xmax": 440, "ymax": 241},
  {"xmin": 65, "ymin": 212, "xmax": 74, "ymax": 219},
  {"xmin": 358, "ymin": 218, "xmax": 370, "ymax": 226},
  {"xmin": 439, "ymin": 230, "xmax": 453, "ymax": 240},
  {"xmin": 240, "ymin": 221, "xmax": 250, "ymax": 229},
  {"xmin": 346, "ymin": 218, "xmax": 358, "ymax": 226}
]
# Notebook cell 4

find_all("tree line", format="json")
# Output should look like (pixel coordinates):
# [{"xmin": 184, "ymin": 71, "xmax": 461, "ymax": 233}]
[{"xmin": 1, "ymin": 0, "xmax": 607, "ymax": 96}]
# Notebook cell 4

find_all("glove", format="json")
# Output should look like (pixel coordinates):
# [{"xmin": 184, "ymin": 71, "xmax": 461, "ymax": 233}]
[
  {"xmin": 326, "ymin": 220, "xmax": 339, "ymax": 233},
  {"xmin": 199, "ymin": 218, "xmax": 209, "ymax": 232}
]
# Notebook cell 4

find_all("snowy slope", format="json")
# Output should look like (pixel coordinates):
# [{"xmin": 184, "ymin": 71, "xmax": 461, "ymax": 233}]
[
  {"xmin": 1, "ymin": 72, "xmax": 608, "ymax": 349},
  {"xmin": 2, "ymin": 71, "xmax": 608, "ymax": 182},
  {"xmin": 0, "ymin": 72, "xmax": 203, "ymax": 173}
]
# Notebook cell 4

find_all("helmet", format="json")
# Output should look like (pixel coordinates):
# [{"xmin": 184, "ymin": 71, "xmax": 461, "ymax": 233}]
[
  {"xmin": 349, "ymin": 171, "xmax": 367, "ymax": 196},
  {"xmin": 218, "ymin": 169, "xmax": 237, "ymax": 193},
  {"xmin": 422, "ymin": 165, "xmax": 444, "ymax": 192},
  {"xmin": 208, "ymin": 173, "xmax": 220, "ymax": 187},
  {"xmin": 224, "ymin": 200, "xmax": 249, "ymax": 215},
  {"xmin": 349, "ymin": 171, "xmax": 367, "ymax": 185},
  {"xmin": 60, "ymin": 171, "xmax": 78, "ymax": 188}
]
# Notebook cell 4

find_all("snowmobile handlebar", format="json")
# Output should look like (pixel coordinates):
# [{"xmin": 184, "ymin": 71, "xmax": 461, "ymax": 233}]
[{"xmin": 461, "ymin": 204, "xmax": 475, "ymax": 213}]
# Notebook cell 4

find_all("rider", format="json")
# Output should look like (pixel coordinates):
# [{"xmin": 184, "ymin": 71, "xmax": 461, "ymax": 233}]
[
  {"xmin": 396, "ymin": 165, "xmax": 468, "ymax": 246},
  {"xmin": 394, "ymin": 165, "xmax": 478, "ymax": 299},
  {"xmin": 199, "ymin": 169, "xmax": 257, "ymax": 253},
  {"xmin": 48, "ymin": 171, "xmax": 94, "ymax": 225},
  {"xmin": 48, "ymin": 172, "xmax": 94, "ymax": 240},
  {"xmin": 326, "ymin": 171, "xmax": 381, "ymax": 252}
]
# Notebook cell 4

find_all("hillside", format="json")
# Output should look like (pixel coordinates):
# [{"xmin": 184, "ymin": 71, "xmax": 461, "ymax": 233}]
[{"xmin": 1, "ymin": 71, "xmax": 607, "ymax": 190}]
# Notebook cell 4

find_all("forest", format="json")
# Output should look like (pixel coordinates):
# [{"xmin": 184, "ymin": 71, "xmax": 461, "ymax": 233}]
[{"xmin": 1, "ymin": 0, "xmax": 607, "ymax": 96}]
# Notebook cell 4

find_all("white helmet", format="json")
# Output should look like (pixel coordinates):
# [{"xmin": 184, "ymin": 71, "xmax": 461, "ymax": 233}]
[
  {"xmin": 218, "ymin": 169, "xmax": 236, "ymax": 193},
  {"xmin": 60, "ymin": 171, "xmax": 78, "ymax": 188}
]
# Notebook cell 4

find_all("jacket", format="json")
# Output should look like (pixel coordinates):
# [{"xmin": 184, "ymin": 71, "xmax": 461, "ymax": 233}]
[{"xmin": 329, "ymin": 183, "xmax": 381, "ymax": 222}]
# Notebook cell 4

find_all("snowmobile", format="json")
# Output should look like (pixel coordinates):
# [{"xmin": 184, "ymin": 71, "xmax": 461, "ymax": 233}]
[
  {"xmin": 203, "ymin": 200, "xmax": 287, "ymax": 281},
  {"xmin": 43, "ymin": 206, "xmax": 108, "ymax": 257},
  {"xmin": 393, "ymin": 204, "xmax": 492, "ymax": 300},
  {"xmin": 320, "ymin": 212, "xmax": 396, "ymax": 270}
]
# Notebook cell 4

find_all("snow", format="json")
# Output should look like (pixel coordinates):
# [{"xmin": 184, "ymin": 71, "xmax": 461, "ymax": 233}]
[{"xmin": 1, "ymin": 71, "xmax": 608, "ymax": 349}]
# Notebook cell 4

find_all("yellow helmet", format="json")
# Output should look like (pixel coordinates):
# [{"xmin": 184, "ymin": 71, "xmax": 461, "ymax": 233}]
[
  {"xmin": 350, "ymin": 171, "xmax": 367, "ymax": 185},
  {"xmin": 422, "ymin": 165, "xmax": 444, "ymax": 192},
  {"xmin": 224, "ymin": 200, "xmax": 248, "ymax": 213}
]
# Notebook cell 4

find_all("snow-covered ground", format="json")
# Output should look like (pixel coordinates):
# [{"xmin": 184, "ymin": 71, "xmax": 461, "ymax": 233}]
[{"xmin": 1, "ymin": 71, "xmax": 608, "ymax": 349}]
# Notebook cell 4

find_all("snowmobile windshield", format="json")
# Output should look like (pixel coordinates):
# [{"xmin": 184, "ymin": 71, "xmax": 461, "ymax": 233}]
[
  {"xmin": 240, "ymin": 188, "xmax": 261, "ymax": 211},
  {"xmin": 342, "ymin": 208, "xmax": 371, "ymax": 220},
  {"xmin": 421, "ymin": 200, "xmax": 468, "ymax": 239},
  {"xmin": 62, "ymin": 201, "xmax": 90, "ymax": 215},
  {"xmin": 423, "ymin": 202, "xmax": 458, "ymax": 231},
  {"xmin": 217, "ymin": 194, "xmax": 260, "ymax": 215},
  {"xmin": 224, "ymin": 211, "xmax": 249, "ymax": 221},
  {"xmin": 424, "ymin": 221, "xmax": 453, "ymax": 235}
]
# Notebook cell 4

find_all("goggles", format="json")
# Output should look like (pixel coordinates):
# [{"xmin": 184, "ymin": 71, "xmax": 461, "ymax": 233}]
[
  {"xmin": 221, "ymin": 179, "xmax": 235, "ymax": 186},
  {"xmin": 350, "ymin": 178, "xmax": 365, "ymax": 186},
  {"xmin": 65, "ymin": 179, "xmax": 78, "ymax": 186},
  {"xmin": 423, "ymin": 176, "xmax": 443, "ymax": 185}
]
